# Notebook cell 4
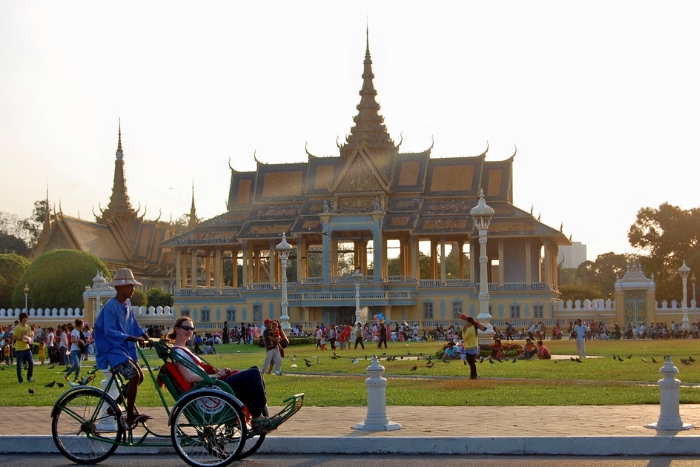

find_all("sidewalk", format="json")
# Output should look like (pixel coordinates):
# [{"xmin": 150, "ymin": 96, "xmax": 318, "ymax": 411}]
[{"xmin": 2, "ymin": 404, "xmax": 700, "ymax": 456}]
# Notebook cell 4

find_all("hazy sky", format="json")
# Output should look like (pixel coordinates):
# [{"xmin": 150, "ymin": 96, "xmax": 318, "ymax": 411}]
[{"xmin": 1, "ymin": 1, "xmax": 698, "ymax": 261}]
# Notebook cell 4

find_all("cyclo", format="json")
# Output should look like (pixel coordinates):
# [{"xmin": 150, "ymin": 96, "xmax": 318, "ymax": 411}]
[{"xmin": 51, "ymin": 339, "xmax": 304, "ymax": 467}]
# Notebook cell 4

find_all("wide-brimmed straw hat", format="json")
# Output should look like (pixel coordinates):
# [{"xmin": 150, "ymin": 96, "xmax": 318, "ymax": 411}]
[{"xmin": 107, "ymin": 268, "xmax": 142, "ymax": 287}]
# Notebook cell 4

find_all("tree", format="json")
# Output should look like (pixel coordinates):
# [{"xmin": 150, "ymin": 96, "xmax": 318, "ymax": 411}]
[
  {"xmin": 0, "ymin": 231, "xmax": 29, "ymax": 256},
  {"xmin": 0, "ymin": 253, "xmax": 31, "ymax": 308},
  {"xmin": 559, "ymin": 268, "xmax": 579, "ymax": 287},
  {"xmin": 628, "ymin": 203, "xmax": 700, "ymax": 302},
  {"xmin": 558, "ymin": 284, "xmax": 604, "ymax": 302},
  {"xmin": 11, "ymin": 249, "xmax": 109, "ymax": 309},
  {"xmin": 147, "ymin": 288, "xmax": 174, "ymax": 308},
  {"xmin": 131, "ymin": 289, "xmax": 147, "ymax": 307},
  {"xmin": 576, "ymin": 252, "xmax": 630, "ymax": 298}
]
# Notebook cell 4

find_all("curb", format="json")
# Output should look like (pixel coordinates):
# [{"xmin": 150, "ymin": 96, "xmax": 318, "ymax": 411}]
[{"xmin": 3, "ymin": 435, "xmax": 700, "ymax": 456}]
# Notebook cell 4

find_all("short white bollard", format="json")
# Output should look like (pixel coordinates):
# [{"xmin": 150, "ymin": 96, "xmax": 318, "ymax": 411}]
[
  {"xmin": 98, "ymin": 368, "xmax": 121, "ymax": 430},
  {"xmin": 646, "ymin": 356, "xmax": 694, "ymax": 431},
  {"xmin": 353, "ymin": 356, "xmax": 402, "ymax": 431}
]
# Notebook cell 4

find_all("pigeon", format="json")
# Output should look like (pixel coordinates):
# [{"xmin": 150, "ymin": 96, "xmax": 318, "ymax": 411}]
[
  {"xmin": 682, "ymin": 359, "xmax": 691, "ymax": 365},
  {"xmin": 365, "ymin": 355, "xmax": 368, "ymax": 360},
  {"xmin": 512, "ymin": 358, "xmax": 517, "ymax": 363},
  {"xmin": 554, "ymin": 360, "xmax": 558, "ymax": 364},
  {"xmin": 292, "ymin": 356, "xmax": 296, "ymax": 362},
  {"xmin": 479, "ymin": 356, "xmax": 484, "ymax": 364},
  {"xmin": 331, "ymin": 355, "xmax": 338, "ymax": 360},
  {"xmin": 315, "ymin": 358, "xmax": 320, "ymax": 365},
  {"xmin": 689, "ymin": 356, "xmax": 696, "ymax": 362},
  {"xmin": 305, "ymin": 361, "xmax": 313, "ymax": 367},
  {"xmin": 463, "ymin": 359, "xmax": 467, "ymax": 365},
  {"xmin": 570, "ymin": 357, "xmax": 576, "ymax": 361},
  {"xmin": 642, "ymin": 358, "xmax": 647, "ymax": 362},
  {"xmin": 426, "ymin": 361, "xmax": 434, "ymax": 368},
  {"xmin": 617, "ymin": 356, "xmax": 623, "ymax": 362},
  {"xmin": 652, "ymin": 357, "xmax": 658, "ymax": 363},
  {"xmin": 45, "ymin": 381, "xmax": 56, "ymax": 388},
  {"xmin": 410, "ymin": 365, "xmax": 417, "ymax": 371},
  {"xmin": 351, "ymin": 358, "xmax": 359, "ymax": 365},
  {"xmin": 48, "ymin": 364, "xmax": 56, "ymax": 369},
  {"xmin": 381, "ymin": 353, "xmax": 386, "ymax": 356},
  {"xmin": 408, "ymin": 352, "xmax": 412, "ymax": 356},
  {"xmin": 399, "ymin": 356, "xmax": 403, "ymax": 360},
  {"xmin": 626, "ymin": 355, "xmax": 632, "ymax": 359},
  {"xmin": 442, "ymin": 358, "xmax": 450, "ymax": 363},
  {"xmin": 575, "ymin": 358, "xmax": 582, "ymax": 363},
  {"xmin": 57, "ymin": 382, "xmax": 64, "ymax": 388},
  {"xmin": 488, "ymin": 358, "xmax": 495, "ymax": 364},
  {"xmin": 28, "ymin": 388, "xmax": 35, "ymax": 394}
]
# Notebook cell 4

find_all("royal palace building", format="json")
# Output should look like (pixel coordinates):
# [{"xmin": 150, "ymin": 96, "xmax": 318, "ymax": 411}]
[{"xmin": 161, "ymin": 34, "xmax": 578, "ymax": 333}]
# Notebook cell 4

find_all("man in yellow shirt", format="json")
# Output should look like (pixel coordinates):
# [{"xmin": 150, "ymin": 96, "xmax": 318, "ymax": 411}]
[{"xmin": 14, "ymin": 312, "xmax": 34, "ymax": 383}]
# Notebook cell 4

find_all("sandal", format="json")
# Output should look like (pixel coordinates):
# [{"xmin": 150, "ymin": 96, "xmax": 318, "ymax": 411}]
[{"xmin": 124, "ymin": 413, "xmax": 151, "ymax": 428}]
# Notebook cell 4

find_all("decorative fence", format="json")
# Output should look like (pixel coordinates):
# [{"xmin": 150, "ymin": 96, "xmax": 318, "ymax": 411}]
[{"xmin": 0, "ymin": 306, "xmax": 175, "ymax": 324}]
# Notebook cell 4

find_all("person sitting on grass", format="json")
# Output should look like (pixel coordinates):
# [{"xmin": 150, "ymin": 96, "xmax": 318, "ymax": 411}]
[
  {"xmin": 536, "ymin": 340, "xmax": 551, "ymax": 359},
  {"xmin": 491, "ymin": 338, "xmax": 505, "ymax": 361},
  {"xmin": 167, "ymin": 317, "xmax": 275, "ymax": 433},
  {"xmin": 518, "ymin": 338, "xmax": 537, "ymax": 360},
  {"xmin": 442, "ymin": 340, "xmax": 460, "ymax": 361}
]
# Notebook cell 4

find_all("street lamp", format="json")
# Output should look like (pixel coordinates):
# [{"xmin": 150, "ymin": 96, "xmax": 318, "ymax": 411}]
[
  {"xmin": 23, "ymin": 284, "xmax": 29, "ymax": 312},
  {"xmin": 276, "ymin": 233, "xmax": 293, "ymax": 331},
  {"xmin": 470, "ymin": 189, "xmax": 495, "ymax": 344},
  {"xmin": 678, "ymin": 261, "xmax": 691, "ymax": 331},
  {"xmin": 692, "ymin": 273, "xmax": 697, "ymax": 325},
  {"xmin": 352, "ymin": 268, "xmax": 362, "ymax": 324}
]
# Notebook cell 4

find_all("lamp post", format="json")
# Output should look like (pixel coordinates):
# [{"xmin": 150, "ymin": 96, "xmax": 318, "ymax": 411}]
[
  {"xmin": 352, "ymin": 268, "xmax": 362, "ymax": 324},
  {"xmin": 678, "ymin": 261, "xmax": 691, "ymax": 331},
  {"xmin": 23, "ymin": 284, "xmax": 29, "ymax": 312},
  {"xmin": 692, "ymin": 273, "xmax": 697, "ymax": 325},
  {"xmin": 469, "ymin": 189, "xmax": 495, "ymax": 344},
  {"xmin": 276, "ymin": 233, "xmax": 293, "ymax": 331}
]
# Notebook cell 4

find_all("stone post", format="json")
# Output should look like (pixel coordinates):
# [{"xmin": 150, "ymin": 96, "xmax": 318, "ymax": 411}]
[
  {"xmin": 646, "ymin": 356, "xmax": 694, "ymax": 430},
  {"xmin": 353, "ymin": 356, "xmax": 401, "ymax": 431}
]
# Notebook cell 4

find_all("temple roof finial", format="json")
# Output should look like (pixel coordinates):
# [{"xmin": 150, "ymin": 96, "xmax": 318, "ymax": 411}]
[
  {"xmin": 189, "ymin": 180, "xmax": 198, "ymax": 228},
  {"xmin": 116, "ymin": 118, "xmax": 124, "ymax": 160}
]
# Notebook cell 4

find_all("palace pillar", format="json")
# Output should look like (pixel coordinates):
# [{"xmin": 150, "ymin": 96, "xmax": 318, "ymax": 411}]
[
  {"xmin": 440, "ymin": 237, "xmax": 447, "ymax": 283},
  {"xmin": 411, "ymin": 237, "xmax": 419, "ymax": 280},
  {"xmin": 214, "ymin": 247, "xmax": 222, "ymax": 292},
  {"xmin": 190, "ymin": 248, "xmax": 197, "ymax": 291},
  {"xmin": 175, "ymin": 249, "xmax": 182, "ymax": 291},
  {"xmin": 498, "ymin": 239, "xmax": 505, "ymax": 286},
  {"xmin": 525, "ymin": 239, "xmax": 532, "ymax": 286},
  {"xmin": 269, "ymin": 241, "xmax": 276, "ymax": 285}
]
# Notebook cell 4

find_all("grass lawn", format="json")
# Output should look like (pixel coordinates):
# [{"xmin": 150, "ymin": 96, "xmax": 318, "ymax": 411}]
[{"xmin": 3, "ymin": 339, "xmax": 699, "ymax": 407}]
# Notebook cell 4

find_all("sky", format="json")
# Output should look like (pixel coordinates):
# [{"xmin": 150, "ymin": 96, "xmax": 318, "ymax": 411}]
[{"xmin": 1, "ymin": 1, "xmax": 698, "ymax": 261}]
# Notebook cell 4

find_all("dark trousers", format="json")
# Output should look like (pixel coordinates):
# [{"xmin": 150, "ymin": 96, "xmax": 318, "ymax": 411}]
[
  {"xmin": 377, "ymin": 337, "xmax": 387, "ymax": 349},
  {"xmin": 16, "ymin": 349, "xmax": 34, "ymax": 382},
  {"xmin": 221, "ymin": 367, "xmax": 267, "ymax": 418},
  {"xmin": 466, "ymin": 353, "xmax": 477, "ymax": 379},
  {"xmin": 354, "ymin": 337, "xmax": 365, "ymax": 349}
]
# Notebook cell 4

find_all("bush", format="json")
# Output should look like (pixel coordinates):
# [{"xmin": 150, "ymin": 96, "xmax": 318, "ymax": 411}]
[
  {"xmin": 131, "ymin": 289, "xmax": 147, "ymax": 307},
  {"xmin": 0, "ymin": 253, "xmax": 30, "ymax": 308},
  {"xmin": 11, "ymin": 249, "xmax": 109, "ymax": 309},
  {"xmin": 146, "ymin": 288, "xmax": 174, "ymax": 308}
]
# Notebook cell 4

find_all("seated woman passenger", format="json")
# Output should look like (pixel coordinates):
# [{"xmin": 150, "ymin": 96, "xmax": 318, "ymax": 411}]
[{"xmin": 167, "ymin": 317, "xmax": 271, "ymax": 432}]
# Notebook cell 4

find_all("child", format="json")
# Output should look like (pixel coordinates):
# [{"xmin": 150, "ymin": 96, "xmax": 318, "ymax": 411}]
[
  {"xmin": 320, "ymin": 336, "xmax": 327, "ymax": 351},
  {"xmin": 457, "ymin": 339, "xmax": 466, "ymax": 363},
  {"xmin": 3, "ymin": 342, "xmax": 10, "ymax": 365},
  {"xmin": 38, "ymin": 340, "xmax": 46, "ymax": 364}
]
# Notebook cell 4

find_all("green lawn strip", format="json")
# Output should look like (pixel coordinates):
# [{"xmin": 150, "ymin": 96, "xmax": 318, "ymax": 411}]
[{"xmin": 3, "ymin": 339, "xmax": 699, "ymax": 407}]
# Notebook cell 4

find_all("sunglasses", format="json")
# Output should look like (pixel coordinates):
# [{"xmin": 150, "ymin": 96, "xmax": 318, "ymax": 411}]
[{"xmin": 179, "ymin": 325, "xmax": 195, "ymax": 331}]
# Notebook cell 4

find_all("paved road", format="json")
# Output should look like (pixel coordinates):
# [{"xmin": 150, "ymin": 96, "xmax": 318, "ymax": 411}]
[{"xmin": 1, "ymin": 454, "xmax": 700, "ymax": 467}]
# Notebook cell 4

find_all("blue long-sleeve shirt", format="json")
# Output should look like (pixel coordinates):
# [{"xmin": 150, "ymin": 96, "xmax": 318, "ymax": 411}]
[{"xmin": 94, "ymin": 298, "xmax": 145, "ymax": 369}]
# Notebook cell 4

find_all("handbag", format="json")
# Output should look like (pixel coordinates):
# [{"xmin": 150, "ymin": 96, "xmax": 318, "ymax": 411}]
[{"xmin": 571, "ymin": 331, "xmax": 578, "ymax": 338}]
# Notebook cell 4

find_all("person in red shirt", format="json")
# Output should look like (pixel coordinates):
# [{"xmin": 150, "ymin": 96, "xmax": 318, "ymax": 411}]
[{"xmin": 536, "ymin": 340, "xmax": 552, "ymax": 359}]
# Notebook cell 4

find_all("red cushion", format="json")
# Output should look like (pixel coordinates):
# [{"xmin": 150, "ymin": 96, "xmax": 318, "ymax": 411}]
[{"xmin": 158, "ymin": 362, "xmax": 193, "ymax": 394}]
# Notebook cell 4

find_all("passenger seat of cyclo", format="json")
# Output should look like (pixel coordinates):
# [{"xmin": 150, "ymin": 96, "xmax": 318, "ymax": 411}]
[{"xmin": 157, "ymin": 361, "xmax": 193, "ymax": 396}]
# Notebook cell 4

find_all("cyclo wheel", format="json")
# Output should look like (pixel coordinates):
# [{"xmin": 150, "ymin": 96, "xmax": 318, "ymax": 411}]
[
  {"xmin": 235, "ymin": 405, "xmax": 268, "ymax": 460},
  {"xmin": 51, "ymin": 387, "xmax": 124, "ymax": 464},
  {"xmin": 171, "ymin": 389, "xmax": 247, "ymax": 467}
]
